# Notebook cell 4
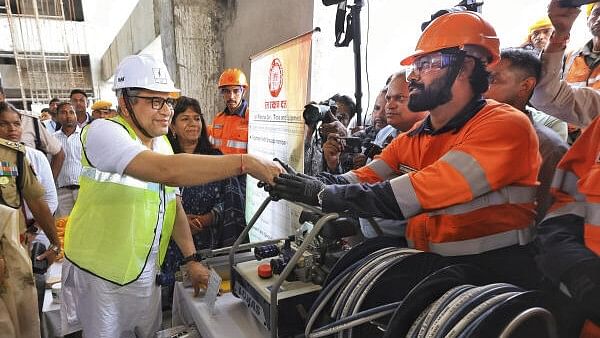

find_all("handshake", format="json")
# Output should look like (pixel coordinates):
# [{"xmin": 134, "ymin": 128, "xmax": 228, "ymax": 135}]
[{"xmin": 259, "ymin": 159, "xmax": 326, "ymax": 207}]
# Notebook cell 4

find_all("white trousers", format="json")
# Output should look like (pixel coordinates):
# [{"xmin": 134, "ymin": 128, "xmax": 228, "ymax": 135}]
[
  {"xmin": 56, "ymin": 188, "xmax": 79, "ymax": 217},
  {"xmin": 62, "ymin": 261, "xmax": 161, "ymax": 338}
]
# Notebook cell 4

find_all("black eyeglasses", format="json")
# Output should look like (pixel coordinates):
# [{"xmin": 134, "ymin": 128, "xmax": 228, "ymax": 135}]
[{"xmin": 128, "ymin": 95, "xmax": 176, "ymax": 110}]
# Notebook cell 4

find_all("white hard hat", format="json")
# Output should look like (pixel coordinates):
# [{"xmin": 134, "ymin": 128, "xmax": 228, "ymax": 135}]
[{"xmin": 112, "ymin": 54, "xmax": 180, "ymax": 93}]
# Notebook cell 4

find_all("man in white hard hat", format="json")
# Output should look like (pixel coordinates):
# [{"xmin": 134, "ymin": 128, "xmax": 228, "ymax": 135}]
[{"xmin": 61, "ymin": 54, "xmax": 283, "ymax": 337}]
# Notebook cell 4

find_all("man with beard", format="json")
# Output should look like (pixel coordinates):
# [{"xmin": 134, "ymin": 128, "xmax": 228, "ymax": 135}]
[
  {"xmin": 268, "ymin": 11, "xmax": 544, "ymax": 289},
  {"xmin": 374, "ymin": 71, "xmax": 429, "ymax": 148}
]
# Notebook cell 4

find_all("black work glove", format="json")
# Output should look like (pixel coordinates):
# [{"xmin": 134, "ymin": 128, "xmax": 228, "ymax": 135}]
[
  {"xmin": 269, "ymin": 173, "xmax": 325, "ymax": 206},
  {"xmin": 563, "ymin": 259, "xmax": 600, "ymax": 325}
]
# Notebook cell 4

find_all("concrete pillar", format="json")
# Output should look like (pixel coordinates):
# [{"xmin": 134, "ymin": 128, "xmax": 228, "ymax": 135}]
[{"xmin": 157, "ymin": 0, "xmax": 234, "ymax": 122}]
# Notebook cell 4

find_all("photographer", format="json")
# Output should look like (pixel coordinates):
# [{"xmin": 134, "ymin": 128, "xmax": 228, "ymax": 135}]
[
  {"xmin": 303, "ymin": 97, "xmax": 349, "ymax": 176},
  {"xmin": 324, "ymin": 72, "xmax": 428, "ymax": 175},
  {"xmin": 323, "ymin": 88, "xmax": 388, "ymax": 172}
]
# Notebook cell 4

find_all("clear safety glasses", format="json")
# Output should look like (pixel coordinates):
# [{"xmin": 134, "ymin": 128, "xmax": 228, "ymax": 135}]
[{"xmin": 406, "ymin": 52, "xmax": 459, "ymax": 80}]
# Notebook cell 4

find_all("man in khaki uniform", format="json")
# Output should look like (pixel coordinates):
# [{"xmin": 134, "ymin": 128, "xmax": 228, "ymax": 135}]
[
  {"xmin": 0, "ymin": 121, "xmax": 60, "ymax": 337},
  {"xmin": 0, "ymin": 82, "xmax": 65, "ymax": 180}
]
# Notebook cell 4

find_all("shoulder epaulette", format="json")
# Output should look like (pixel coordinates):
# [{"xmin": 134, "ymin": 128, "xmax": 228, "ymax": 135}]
[
  {"xmin": 0, "ymin": 137, "xmax": 25, "ymax": 153},
  {"xmin": 17, "ymin": 109, "xmax": 41, "ymax": 119}
]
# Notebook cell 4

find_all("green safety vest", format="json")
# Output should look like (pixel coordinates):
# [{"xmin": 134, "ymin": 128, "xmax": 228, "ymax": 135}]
[{"xmin": 64, "ymin": 115, "xmax": 177, "ymax": 285}]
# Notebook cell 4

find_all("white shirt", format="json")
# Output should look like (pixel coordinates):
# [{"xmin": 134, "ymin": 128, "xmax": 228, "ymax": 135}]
[
  {"xmin": 63, "ymin": 119, "xmax": 168, "ymax": 335},
  {"xmin": 78, "ymin": 113, "xmax": 93, "ymax": 129},
  {"xmin": 52, "ymin": 126, "xmax": 83, "ymax": 188},
  {"xmin": 43, "ymin": 119, "xmax": 60, "ymax": 132},
  {"xmin": 20, "ymin": 114, "xmax": 62, "ymax": 155},
  {"xmin": 24, "ymin": 146, "xmax": 58, "ymax": 217},
  {"xmin": 82, "ymin": 118, "xmax": 164, "ymax": 270},
  {"xmin": 24, "ymin": 145, "xmax": 57, "ymax": 248},
  {"xmin": 373, "ymin": 125, "xmax": 398, "ymax": 146}
]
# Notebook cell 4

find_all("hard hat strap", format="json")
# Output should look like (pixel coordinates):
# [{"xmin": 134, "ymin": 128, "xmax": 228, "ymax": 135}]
[
  {"xmin": 442, "ymin": 49, "xmax": 467, "ymax": 91},
  {"xmin": 123, "ymin": 88, "xmax": 154, "ymax": 139}
]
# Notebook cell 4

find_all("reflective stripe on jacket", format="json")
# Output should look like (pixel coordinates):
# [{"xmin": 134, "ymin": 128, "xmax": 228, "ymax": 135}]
[
  {"xmin": 347, "ymin": 100, "xmax": 540, "ymax": 256},
  {"xmin": 64, "ymin": 116, "xmax": 177, "ymax": 285},
  {"xmin": 541, "ymin": 116, "xmax": 600, "ymax": 337},
  {"xmin": 564, "ymin": 50, "xmax": 600, "ymax": 89},
  {"xmin": 208, "ymin": 108, "xmax": 249, "ymax": 155}
]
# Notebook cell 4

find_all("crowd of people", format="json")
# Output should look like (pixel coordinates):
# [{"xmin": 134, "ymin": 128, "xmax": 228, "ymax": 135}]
[{"xmin": 1, "ymin": 0, "xmax": 600, "ymax": 337}]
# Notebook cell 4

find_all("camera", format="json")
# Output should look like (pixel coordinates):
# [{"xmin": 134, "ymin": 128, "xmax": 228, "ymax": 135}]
[
  {"xmin": 363, "ymin": 142, "xmax": 383, "ymax": 159},
  {"xmin": 558, "ymin": 0, "xmax": 598, "ymax": 7},
  {"xmin": 341, "ymin": 136, "xmax": 362, "ymax": 154},
  {"xmin": 421, "ymin": 0, "xmax": 484, "ymax": 31},
  {"xmin": 303, "ymin": 100, "xmax": 337, "ymax": 126}
]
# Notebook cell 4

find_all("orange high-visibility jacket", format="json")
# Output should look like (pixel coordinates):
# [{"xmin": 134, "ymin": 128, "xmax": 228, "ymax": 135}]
[
  {"xmin": 564, "ymin": 48, "xmax": 600, "ymax": 89},
  {"xmin": 337, "ymin": 99, "xmax": 541, "ymax": 256},
  {"xmin": 208, "ymin": 106, "xmax": 249, "ymax": 155},
  {"xmin": 540, "ymin": 116, "xmax": 600, "ymax": 338}
]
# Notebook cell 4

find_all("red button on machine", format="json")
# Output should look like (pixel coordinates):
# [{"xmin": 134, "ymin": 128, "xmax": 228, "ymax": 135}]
[{"xmin": 258, "ymin": 263, "xmax": 273, "ymax": 279}]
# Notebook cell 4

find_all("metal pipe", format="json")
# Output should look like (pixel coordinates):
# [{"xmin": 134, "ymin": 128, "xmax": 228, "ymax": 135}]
[
  {"xmin": 31, "ymin": 0, "xmax": 52, "ymax": 100},
  {"xmin": 228, "ymin": 196, "xmax": 272, "ymax": 284},
  {"xmin": 4, "ymin": 1, "xmax": 28, "ymax": 109},
  {"xmin": 351, "ymin": 0, "xmax": 363, "ymax": 127},
  {"xmin": 205, "ymin": 238, "xmax": 282, "ymax": 258},
  {"xmin": 269, "ymin": 212, "xmax": 339, "ymax": 338}
]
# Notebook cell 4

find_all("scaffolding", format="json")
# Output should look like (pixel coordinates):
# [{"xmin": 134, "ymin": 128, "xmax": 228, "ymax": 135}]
[{"xmin": 0, "ymin": 0, "xmax": 91, "ymax": 108}]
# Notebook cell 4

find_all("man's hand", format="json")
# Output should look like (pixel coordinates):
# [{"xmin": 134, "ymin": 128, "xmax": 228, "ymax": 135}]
[
  {"xmin": 270, "ymin": 173, "xmax": 325, "ymax": 206},
  {"xmin": 548, "ymin": 0, "xmax": 581, "ymax": 35},
  {"xmin": 187, "ymin": 214, "xmax": 205, "ymax": 234},
  {"xmin": 244, "ymin": 155, "xmax": 285, "ymax": 185},
  {"xmin": 323, "ymin": 133, "xmax": 343, "ymax": 171},
  {"xmin": 564, "ymin": 258, "xmax": 600, "ymax": 324},
  {"xmin": 187, "ymin": 261, "xmax": 210, "ymax": 297},
  {"xmin": 352, "ymin": 153, "xmax": 367, "ymax": 169},
  {"xmin": 320, "ymin": 121, "xmax": 348, "ymax": 139},
  {"xmin": 350, "ymin": 125, "xmax": 365, "ymax": 135},
  {"xmin": 36, "ymin": 248, "xmax": 58, "ymax": 266}
]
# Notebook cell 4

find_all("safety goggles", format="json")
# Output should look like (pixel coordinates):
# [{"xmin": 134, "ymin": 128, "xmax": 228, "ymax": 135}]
[{"xmin": 406, "ymin": 52, "xmax": 459, "ymax": 80}]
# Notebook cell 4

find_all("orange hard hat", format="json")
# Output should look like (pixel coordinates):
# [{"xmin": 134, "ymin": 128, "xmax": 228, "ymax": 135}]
[
  {"xmin": 218, "ymin": 68, "xmax": 248, "ymax": 88},
  {"xmin": 400, "ymin": 11, "xmax": 500, "ymax": 66}
]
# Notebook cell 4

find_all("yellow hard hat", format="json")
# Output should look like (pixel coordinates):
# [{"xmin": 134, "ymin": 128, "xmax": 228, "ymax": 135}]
[
  {"xmin": 587, "ymin": 3, "xmax": 599, "ymax": 17},
  {"xmin": 528, "ymin": 17, "xmax": 552, "ymax": 35},
  {"xmin": 91, "ymin": 100, "xmax": 112, "ymax": 111}
]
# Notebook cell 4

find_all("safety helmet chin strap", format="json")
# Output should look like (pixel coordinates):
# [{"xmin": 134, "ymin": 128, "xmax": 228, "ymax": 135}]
[
  {"xmin": 442, "ymin": 49, "xmax": 467, "ymax": 90},
  {"xmin": 123, "ymin": 88, "xmax": 154, "ymax": 139}
]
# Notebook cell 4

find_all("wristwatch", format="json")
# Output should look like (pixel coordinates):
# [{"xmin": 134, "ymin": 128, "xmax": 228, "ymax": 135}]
[
  {"xmin": 317, "ymin": 188, "xmax": 325, "ymax": 206},
  {"xmin": 49, "ymin": 244, "xmax": 61, "ymax": 255},
  {"xmin": 182, "ymin": 253, "xmax": 197, "ymax": 264}
]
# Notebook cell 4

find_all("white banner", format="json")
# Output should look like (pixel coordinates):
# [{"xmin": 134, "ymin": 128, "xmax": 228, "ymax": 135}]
[{"xmin": 246, "ymin": 32, "xmax": 314, "ymax": 241}]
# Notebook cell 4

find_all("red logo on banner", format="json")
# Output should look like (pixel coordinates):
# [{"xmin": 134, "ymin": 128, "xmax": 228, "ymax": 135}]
[{"xmin": 269, "ymin": 58, "xmax": 283, "ymax": 97}]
